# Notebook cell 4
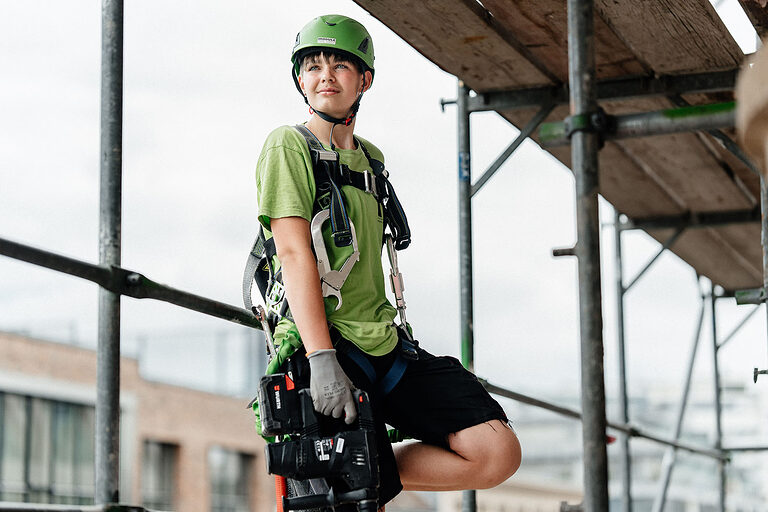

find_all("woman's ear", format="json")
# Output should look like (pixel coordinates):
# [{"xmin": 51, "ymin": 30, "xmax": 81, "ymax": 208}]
[
  {"xmin": 362, "ymin": 70, "xmax": 373, "ymax": 93},
  {"xmin": 297, "ymin": 74, "xmax": 306, "ymax": 96}
]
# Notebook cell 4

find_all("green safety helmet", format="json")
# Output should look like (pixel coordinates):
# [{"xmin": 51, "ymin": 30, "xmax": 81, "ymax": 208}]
[{"xmin": 291, "ymin": 14, "xmax": 375, "ymax": 83}]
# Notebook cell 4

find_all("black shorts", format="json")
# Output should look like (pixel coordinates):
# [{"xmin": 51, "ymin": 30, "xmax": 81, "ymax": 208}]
[{"xmin": 285, "ymin": 331, "xmax": 508, "ymax": 506}]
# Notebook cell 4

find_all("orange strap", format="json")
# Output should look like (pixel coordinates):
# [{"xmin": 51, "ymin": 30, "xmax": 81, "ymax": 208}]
[{"xmin": 275, "ymin": 475, "xmax": 287, "ymax": 512}]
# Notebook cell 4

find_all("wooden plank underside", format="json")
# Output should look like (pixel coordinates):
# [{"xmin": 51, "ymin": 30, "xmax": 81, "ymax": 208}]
[
  {"xmin": 648, "ymin": 225, "xmax": 763, "ymax": 290},
  {"xmin": 681, "ymin": 90, "xmax": 760, "ymax": 197},
  {"xmin": 480, "ymin": 0, "xmax": 649, "ymax": 81},
  {"xmin": 353, "ymin": 0, "xmax": 552, "ymax": 92},
  {"xmin": 502, "ymin": 96, "xmax": 754, "ymax": 214},
  {"xmin": 499, "ymin": 105, "xmax": 762, "ymax": 288},
  {"xmin": 357, "ymin": 0, "xmax": 759, "ymax": 287},
  {"xmin": 595, "ymin": 0, "xmax": 743, "ymax": 73},
  {"xmin": 499, "ymin": 106, "xmax": 686, "ymax": 218}
]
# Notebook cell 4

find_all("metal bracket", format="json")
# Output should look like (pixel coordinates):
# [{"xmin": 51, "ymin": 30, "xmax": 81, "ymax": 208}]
[
  {"xmin": 563, "ymin": 107, "xmax": 615, "ymax": 148},
  {"xmin": 754, "ymin": 368, "xmax": 768, "ymax": 383},
  {"xmin": 552, "ymin": 246, "xmax": 576, "ymax": 257},
  {"xmin": 734, "ymin": 287, "xmax": 766, "ymax": 305},
  {"xmin": 440, "ymin": 98, "xmax": 457, "ymax": 113}
]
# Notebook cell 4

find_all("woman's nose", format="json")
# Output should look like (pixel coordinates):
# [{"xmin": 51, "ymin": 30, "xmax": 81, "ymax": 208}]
[{"xmin": 321, "ymin": 66, "xmax": 335, "ymax": 82}]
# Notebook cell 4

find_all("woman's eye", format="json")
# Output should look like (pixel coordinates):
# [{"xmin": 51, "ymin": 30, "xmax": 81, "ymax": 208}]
[{"xmin": 335, "ymin": 63, "xmax": 348, "ymax": 69}]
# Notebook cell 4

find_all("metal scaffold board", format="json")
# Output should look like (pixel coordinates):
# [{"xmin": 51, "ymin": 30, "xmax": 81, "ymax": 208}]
[{"xmin": 355, "ymin": 0, "xmax": 761, "ymax": 290}]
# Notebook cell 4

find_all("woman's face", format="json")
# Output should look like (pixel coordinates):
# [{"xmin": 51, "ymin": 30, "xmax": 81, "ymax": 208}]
[{"xmin": 298, "ymin": 54, "xmax": 371, "ymax": 119}]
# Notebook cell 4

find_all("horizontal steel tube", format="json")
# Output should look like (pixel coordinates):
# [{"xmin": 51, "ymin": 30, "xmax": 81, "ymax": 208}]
[
  {"xmin": 481, "ymin": 379, "xmax": 583, "ymax": 419},
  {"xmin": 0, "ymin": 236, "xmax": 261, "ymax": 329},
  {"xmin": 622, "ymin": 207, "xmax": 760, "ymax": 231},
  {"xmin": 723, "ymin": 446, "xmax": 768, "ymax": 452},
  {"xmin": 734, "ymin": 288, "xmax": 765, "ymax": 305},
  {"xmin": 541, "ymin": 102, "xmax": 736, "ymax": 146},
  {"xmin": 482, "ymin": 379, "xmax": 728, "ymax": 460},
  {"xmin": 666, "ymin": 94, "xmax": 760, "ymax": 179},
  {"xmin": 467, "ymin": 69, "xmax": 737, "ymax": 112}
]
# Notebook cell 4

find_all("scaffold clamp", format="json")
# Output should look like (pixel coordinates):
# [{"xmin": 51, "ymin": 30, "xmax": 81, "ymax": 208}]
[
  {"xmin": 735, "ymin": 287, "xmax": 765, "ymax": 305},
  {"xmin": 563, "ymin": 107, "xmax": 614, "ymax": 148}
]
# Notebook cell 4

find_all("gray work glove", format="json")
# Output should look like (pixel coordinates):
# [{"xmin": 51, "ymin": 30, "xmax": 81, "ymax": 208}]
[{"xmin": 306, "ymin": 349, "xmax": 358, "ymax": 424}]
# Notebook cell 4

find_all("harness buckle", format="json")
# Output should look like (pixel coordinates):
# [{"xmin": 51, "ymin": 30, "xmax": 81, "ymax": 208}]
[
  {"xmin": 401, "ymin": 339, "xmax": 419, "ymax": 361},
  {"xmin": 363, "ymin": 170, "xmax": 377, "ymax": 197},
  {"xmin": 317, "ymin": 149, "xmax": 338, "ymax": 162},
  {"xmin": 266, "ymin": 280, "xmax": 286, "ymax": 317}
]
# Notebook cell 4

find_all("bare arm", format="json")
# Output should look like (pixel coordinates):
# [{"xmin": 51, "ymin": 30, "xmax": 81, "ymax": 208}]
[
  {"xmin": 270, "ymin": 216, "xmax": 333, "ymax": 353},
  {"xmin": 271, "ymin": 215, "xmax": 357, "ymax": 423}
]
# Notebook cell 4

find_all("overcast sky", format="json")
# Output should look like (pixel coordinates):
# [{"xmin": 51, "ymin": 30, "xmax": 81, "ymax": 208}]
[{"xmin": 1, "ymin": 0, "xmax": 765, "ymax": 433}]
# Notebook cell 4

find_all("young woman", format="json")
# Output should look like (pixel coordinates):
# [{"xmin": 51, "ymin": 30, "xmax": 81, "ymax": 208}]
[{"xmin": 255, "ymin": 14, "xmax": 521, "ymax": 507}]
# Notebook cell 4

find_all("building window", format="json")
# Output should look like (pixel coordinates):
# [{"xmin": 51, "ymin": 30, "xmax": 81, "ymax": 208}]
[
  {"xmin": 208, "ymin": 446, "xmax": 252, "ymax": 512},
  {"xmin": 0, "ymin": 392, "xmax": 94, "ymax": 504},
  {"xmin": 142, "ymin": 441, "xmax": 177, "ymax": 511}
]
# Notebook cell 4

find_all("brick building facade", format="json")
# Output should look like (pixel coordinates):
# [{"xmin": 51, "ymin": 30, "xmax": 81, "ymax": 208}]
[{"xmin": 0, "ymin": 331, "xmax": 273, "ymax": 512}]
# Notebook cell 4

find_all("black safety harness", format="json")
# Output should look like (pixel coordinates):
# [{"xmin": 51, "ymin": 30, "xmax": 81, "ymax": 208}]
[{"xmin": 243, "ymin": 125, "xmax": 416, "ymax": 394}]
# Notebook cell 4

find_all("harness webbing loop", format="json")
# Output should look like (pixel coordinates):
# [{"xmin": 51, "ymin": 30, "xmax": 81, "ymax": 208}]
[{"xmin": 335, "ymin": 335, "xmax": 418, "ymax": 397}]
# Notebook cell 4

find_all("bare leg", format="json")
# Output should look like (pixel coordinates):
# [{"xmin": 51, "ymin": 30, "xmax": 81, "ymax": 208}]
[{"xmin": 393, "ymin": 420, "xmax": 521, "ymax": 491}]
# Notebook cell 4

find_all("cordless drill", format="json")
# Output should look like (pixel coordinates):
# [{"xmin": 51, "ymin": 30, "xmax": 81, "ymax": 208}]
[{"xmin": 258, "ymin": 372, "xmax": 379, "ymax": 512}]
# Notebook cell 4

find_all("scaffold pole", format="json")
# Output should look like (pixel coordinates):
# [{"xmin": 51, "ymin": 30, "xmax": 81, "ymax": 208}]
[
  {"xmin": 567, "ymin": 1, "xmax": 610, "ymax": 510},
  {"xmin": 613, "ymin": 212, "xmax": 632, "ymax": 512},
  {"xmin": 95, "ymin": 0, "xmax": 123, "ymax": 504},
  {"xmin": 761, "ymin": 179, "xmax": 768, "ymax": 373},
  {"xmin": 711, "ymin": 286, "xmax": 726, "ymax": 511},
  {"xmin": 457, "ymin": 81, "xmax": 476, "ymax": 512}
]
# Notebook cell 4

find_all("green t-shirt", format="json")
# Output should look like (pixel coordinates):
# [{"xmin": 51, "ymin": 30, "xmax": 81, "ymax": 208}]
[{"xmin": 255, "ymin": 125, "xmax": 398, "ymax": 356}]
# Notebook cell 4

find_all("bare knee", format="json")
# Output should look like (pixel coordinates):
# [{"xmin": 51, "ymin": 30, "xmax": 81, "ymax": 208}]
[{"xmin": 448, "ymin": 420, "xmax": 522, "ymax": 489}]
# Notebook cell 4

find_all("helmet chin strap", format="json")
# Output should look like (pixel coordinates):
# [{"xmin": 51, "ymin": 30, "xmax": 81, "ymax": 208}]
[
  {"xmin": 303, "ymin": 76, "xmax": 367, "ymax": 142},
  {"xmin": 305, "ymin": 90, "xmax": 364, "ymax": 129}
]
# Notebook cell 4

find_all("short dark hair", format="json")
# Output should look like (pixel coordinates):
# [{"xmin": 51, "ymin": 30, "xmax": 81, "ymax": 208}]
[{"xmin": 299, "ymin": 49, "xmax": 366, "ymax": 75}]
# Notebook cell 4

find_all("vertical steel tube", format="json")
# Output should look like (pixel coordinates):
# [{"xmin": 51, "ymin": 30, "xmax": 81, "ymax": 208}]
[
  {"xmin": 651, "ymin": 288, "xmax": 706, "ymax": 512},
  {"xmin": 710, "ymin": 285, "xmax": 726, "ymax": 511},
  {"xmin": 457, "ymin": 81, "xmax": 476, "ymax": 512},
  {"xmin": 95, "ymin": 0, "xmax": 123, "ymax": 504},
  {"xmin": 613, "ymin": 214, "xmax": 631, "ymax": 512},
  {"xmin": 567, "ymin": 1, "xmax": 610, "ymax": 510},
  {"xmin": 23, "ymin": 397, "xmax": 32, "ymax": 502},
  {"xmin": 761, "ymin": 178, "xmax": 768, "ymax": 366}
]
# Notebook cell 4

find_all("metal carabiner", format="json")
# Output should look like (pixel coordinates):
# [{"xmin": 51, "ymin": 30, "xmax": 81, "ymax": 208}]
[
  {"xmin": 310, "ymin": 209, "xmax": 360, "ymax": 310},
  {"xmin": 385, "ymin": 234, "xmax": 411, "ymax": 340}
]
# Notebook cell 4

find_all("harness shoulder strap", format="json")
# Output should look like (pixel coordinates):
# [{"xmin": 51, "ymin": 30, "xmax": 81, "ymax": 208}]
[
  {"xmin": 356, "ymin": 139, "xmax": 412, "ymax": 251},
  {"xmin": 294, "ymin": 124, "xmax": 353, "ymax": 247}
]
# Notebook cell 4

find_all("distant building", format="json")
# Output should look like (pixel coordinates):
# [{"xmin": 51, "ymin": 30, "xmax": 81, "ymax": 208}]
[
  {"xmin": 0, "ymin": 331, "xmax": 273, "ymax": 512},
  {"xmin": 15, "ymin": 330, "xmax": 758, "ymax": 512},
  {"xmin": 510, "ymin": 384, "xmax": 768, "ymax": 511}
]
